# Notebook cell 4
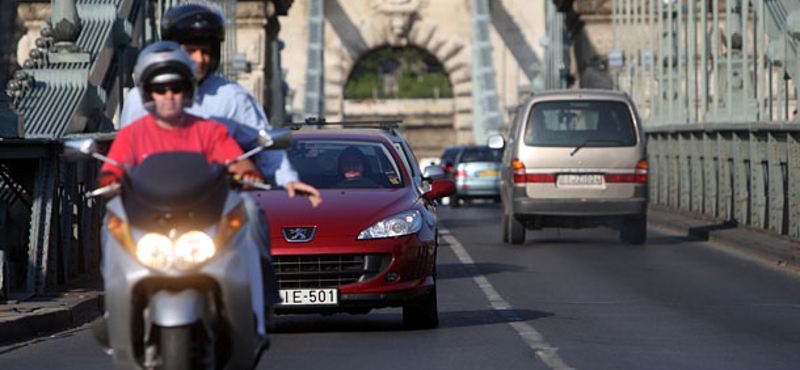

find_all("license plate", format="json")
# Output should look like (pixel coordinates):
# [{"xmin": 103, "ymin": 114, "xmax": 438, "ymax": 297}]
[
  {"xmin": 278, "ymin": 289, "xmax": 339, "ymax": 306},
  {"xmin": 478, "ymin": 170, "xmax": 499, "ymax": 177},
  {"xmin": 557, "ymin": 174, "xmax": 603, "ymax": 186}
]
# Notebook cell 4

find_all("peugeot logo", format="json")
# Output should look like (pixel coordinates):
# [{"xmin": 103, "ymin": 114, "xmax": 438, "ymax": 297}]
[{"xmin": 282, "ymin": 227, "xmax": 316, "ymax": 243}]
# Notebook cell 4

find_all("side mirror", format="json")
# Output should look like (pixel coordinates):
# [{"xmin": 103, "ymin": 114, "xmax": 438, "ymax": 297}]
[
  {"xmin": 258, "ymin": 129, "xmax": 292, "ymax": 150},
  {"xmin": 422, "ymin": 165, "xmax": 445, "ymax": 180},
  {"xmin": 423, "ymin": 179, "xmax": 456, "ymax": 201},
  {"xmin": 63, "ymin": 138, "xmax": 97, "ymax": 161},
  {"xmin": 487, "ymin": 134, "xmax": 505, "ymax": 150}
]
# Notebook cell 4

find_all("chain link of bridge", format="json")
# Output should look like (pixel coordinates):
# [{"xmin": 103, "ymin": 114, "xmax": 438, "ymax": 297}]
[{"xmin": 0, "ymin": 0, "xmax": 267, "ymax": 300}]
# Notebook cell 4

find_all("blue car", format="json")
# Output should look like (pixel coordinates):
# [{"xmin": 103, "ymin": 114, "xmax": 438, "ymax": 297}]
[{"xmin": 449, "ymin": 145, "xmax": 502, "ymax": 207}]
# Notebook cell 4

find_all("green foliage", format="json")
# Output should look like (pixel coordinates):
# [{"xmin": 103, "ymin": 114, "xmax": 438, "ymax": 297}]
[{"xmin": 345, "ymin": 46, "xmax": 453, "ymax": 100}]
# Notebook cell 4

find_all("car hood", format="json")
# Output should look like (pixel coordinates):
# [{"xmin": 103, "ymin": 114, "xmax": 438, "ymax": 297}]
[{"xmin": 253, "ymin": 188, "xmax": 415, "ymax": 238}]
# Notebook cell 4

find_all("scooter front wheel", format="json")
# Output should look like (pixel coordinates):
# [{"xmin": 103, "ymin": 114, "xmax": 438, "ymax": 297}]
[{"xmin": 157, "ymin": 325, "xmax": 193, "ymax": 370}]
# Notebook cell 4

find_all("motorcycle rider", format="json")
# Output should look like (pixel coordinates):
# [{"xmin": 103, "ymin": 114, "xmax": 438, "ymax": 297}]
[
  {"xmin": 100, "ymin": 41, "xmax": 259, "ymax": 183},
  {"xmin": 102, "ymin": 41, "xmax": 274, "ymax": 338},
  {"xmin": 120, "ymin": 2, "xmax": 321, "ymax": 207},
  {"xmin": 119, "ymin": 3, "xmax": 320, "ymax": 327}
]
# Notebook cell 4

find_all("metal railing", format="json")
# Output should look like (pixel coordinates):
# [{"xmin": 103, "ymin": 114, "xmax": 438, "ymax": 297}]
[
  {"xmin": 610, "ymin": 0, "xmax": 800, "ymax": 240},
  {"xmin": 612, "ymin": 0, "xmax": 800, "ymax": 125},
  {"xmin": 647, "ymin": 124, "xmax": 800, "ymax": 238}
]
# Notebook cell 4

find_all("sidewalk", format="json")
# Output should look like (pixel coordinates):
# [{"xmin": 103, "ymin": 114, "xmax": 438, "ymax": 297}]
[
  {"xmin": 0, "ymin": 279, "xmax": 103, "ymax": 345},
  {"xmin": 1, "ymin": 204, "xmax": 800, "ymax": 345},
  {"xmin": 647, "ymin": 204, "xmax": 800, "ymax": 273}
]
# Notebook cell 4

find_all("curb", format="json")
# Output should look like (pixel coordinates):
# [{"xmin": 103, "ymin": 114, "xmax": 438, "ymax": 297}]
[
  {"xmin": 647, "ymin": 204, "xmax": 800, "ymax": 273},
  {"xmin": 0, "ymin": 293, "xmax": 103, "ymax": 345}
]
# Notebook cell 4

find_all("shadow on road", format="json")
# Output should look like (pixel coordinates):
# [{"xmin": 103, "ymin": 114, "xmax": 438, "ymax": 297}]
[
  {"xmin": 437, "ymin": 262, "xmax": 524, "ymax": 280},
  {"xmin": 272, "ymin": 308, "xmax": 553, "ymax": 333},
  {"xmin": 645, "ymin": 220, "xmax": 739, "ymax": 245},
  {"xmin": 687, "ymin": 220, "xmax": 739, "ymax": 241},
  {"xmin": 274, "ymin": 313, "xmax": 404, "ymax": 333},
  {"xmin": 438, "ymin": 308, "xmax": 553, "ymax": 329}
]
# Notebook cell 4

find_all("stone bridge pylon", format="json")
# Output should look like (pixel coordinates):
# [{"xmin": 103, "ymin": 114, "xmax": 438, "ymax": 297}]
[{"xmin": 280, "ymin": 0, "xmax": 547, "ymax": 147}]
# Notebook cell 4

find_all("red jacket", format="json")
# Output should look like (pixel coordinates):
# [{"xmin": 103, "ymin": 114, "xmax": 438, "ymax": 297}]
[{"xmin": 100, "ymin": 114, "xmax": 244, "ymax": 179}]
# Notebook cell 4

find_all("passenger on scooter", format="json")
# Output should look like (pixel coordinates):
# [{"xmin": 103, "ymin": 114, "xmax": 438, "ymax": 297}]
[
  {"xmin": 99, "ymin": 41, "xmax": 258, "ymax": 184},
  {"xmin": 119, "ymin": 2, "xmax": 321, "ymax": 207},
  {"xmin": 102, "ymin": 41, "xmax": 277, "ymax": 338}
]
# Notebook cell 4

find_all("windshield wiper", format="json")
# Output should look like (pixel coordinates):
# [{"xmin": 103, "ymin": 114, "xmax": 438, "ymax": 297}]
[{"xmin": 570, "ymin": 139, "xmax": 623, "ymax": 156}]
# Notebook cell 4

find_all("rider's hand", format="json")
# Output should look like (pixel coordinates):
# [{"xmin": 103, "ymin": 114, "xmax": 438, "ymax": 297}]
[
  {"xmin": 286, "ymin": 181, "xmax": 323, "ymax": 208},
  {"xmin": 97, "ymin": 172, "xmax": 120, "ymax": 188},
  {"xmin": 241, "ymin": 169, "xmax": 264, "ymax": 183}
]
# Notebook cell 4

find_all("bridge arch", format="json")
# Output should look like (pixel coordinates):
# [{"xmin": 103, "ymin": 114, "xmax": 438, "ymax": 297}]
[{"xmin": 323, "ymin": 17, "xmax": 474, "ymax": 144}]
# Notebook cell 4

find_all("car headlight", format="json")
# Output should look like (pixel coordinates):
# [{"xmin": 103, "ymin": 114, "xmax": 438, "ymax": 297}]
[
  {"xmin": 358, "ymin": 210, "xmax": 422, "ymax": 239},
  {"xmin": 136, "ymin": 231, "xmax": 216, "ymax": 270}
]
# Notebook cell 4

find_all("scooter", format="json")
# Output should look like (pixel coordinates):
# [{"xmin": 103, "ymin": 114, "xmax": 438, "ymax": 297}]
[{"xmin": 63, "ymin": 129, "xmax": 290, "ymax": 370}]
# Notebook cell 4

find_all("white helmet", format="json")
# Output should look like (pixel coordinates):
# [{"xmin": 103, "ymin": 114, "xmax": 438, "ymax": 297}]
[{"xmin": 133, "ymin": 41, "xmax": 198, "ymax": 103}]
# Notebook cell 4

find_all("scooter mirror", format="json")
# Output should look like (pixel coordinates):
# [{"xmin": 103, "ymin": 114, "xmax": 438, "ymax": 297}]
[
  {"xmin": 63, "ymin": 138, "xmax": 97, "ymax": 161},
  {"xmin": 258, "ymin": 129, "xmax": 292, "ymax": 150}
]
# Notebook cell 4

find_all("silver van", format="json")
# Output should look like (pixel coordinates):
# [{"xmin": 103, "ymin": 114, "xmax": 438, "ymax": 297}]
[{"xmin": 491, "ymin": 90, "xmax": 648, "ymax": 245}]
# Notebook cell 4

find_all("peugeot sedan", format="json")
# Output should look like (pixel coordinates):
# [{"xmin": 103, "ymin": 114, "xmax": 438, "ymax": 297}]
[{"xmin": 252, "ymin": 129, "xmax": 454, "ymax": 329}]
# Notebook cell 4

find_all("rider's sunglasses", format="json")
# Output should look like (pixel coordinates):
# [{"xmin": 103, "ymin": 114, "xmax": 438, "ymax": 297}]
[{"xmin": 149, "ymin": 83, "xmax": 186, "ymax": 95}]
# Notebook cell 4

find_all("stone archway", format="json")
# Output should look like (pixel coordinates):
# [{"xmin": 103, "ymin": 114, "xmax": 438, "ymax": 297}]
[{"xmin": 322, "ymin": 9, "xmax": 475, "ymax": 146}]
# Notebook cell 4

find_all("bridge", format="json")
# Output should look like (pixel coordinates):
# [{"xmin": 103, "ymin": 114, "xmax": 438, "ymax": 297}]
[{"xmin": 0, "ymin": 0, "xmax": 799, "ymax": 301}]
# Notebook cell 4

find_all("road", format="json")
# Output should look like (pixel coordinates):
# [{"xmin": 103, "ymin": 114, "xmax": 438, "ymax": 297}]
[{"xmin": 2, "ymin": 203, "xmax": 800, "ymax": 369}]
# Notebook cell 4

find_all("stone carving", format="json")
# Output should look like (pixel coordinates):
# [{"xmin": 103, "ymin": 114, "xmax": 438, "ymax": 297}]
[{"xmin": 370, "ymin": 0, "xmax": 426, "ymax": 45}]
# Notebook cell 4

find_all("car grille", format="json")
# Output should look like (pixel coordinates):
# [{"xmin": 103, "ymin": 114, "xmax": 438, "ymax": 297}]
[{"xmin": 274, "ymin": 254, "xmax": 392, "ymax": 289}]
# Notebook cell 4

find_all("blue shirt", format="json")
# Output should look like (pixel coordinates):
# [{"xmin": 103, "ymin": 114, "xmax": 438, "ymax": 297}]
[{"xmin": 120, "ymin": 74, "xmax": 299, "ymax": 187}]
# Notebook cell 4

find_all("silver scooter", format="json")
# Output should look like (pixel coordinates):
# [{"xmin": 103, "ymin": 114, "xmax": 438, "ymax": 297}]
[{"xmin": 64, "ymin": 129, "xmax": 290, "ymax": 370}]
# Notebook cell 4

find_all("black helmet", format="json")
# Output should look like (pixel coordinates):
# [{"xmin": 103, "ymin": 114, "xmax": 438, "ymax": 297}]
[
  {"xmin": 160, "ymin": 3, "xmax": 225, "ymax": 75},
  {"xmin": 134, "ymin": 41, "xmax": 198, "ymax": 103}
]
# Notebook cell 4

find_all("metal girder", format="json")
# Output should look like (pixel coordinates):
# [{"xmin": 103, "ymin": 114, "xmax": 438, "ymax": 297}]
[
  {"xmin": 303, "ymin": 0, "xmax": 325, "ymax": 119},
  {"xmin": 470, "ymin": 0, "xmax": 503, "ymax": 145},
  {"xmin": 26, "ymin": 157, "xmax": 57, "ymax": 294}
]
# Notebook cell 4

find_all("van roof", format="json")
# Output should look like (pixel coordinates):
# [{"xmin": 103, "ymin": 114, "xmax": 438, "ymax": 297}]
[{"xmin": 525, "ymin": 89, "xmax": 631, "ymax": 104}]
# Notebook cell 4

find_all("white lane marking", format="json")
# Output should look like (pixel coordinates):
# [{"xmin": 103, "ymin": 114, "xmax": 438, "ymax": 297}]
[{"xmin": 441, "ymin": 228, "xmax": 576, "ymax": 370}]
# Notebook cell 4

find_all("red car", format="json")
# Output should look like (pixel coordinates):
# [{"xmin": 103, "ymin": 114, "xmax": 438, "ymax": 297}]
[{"xmin": 253, "ymin": 128, "xmax": 454, "ymax": 328}]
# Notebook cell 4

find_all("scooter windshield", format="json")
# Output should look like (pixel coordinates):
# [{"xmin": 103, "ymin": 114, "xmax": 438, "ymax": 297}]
[{"xmin": 122, "ymin": 151, "xmax": 229, "ymax": 232}]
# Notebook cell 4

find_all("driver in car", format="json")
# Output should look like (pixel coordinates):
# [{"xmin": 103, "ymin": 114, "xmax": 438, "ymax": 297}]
[{"xmin": 336, "ymin": 146, "xmax": 387, "ymax": 188}]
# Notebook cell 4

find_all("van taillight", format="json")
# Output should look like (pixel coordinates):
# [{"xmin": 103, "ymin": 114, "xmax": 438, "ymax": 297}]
[
  {"xmin": 635, "ymin": 159, "xmax": 648, "ymax": 183},
  {"xmin": 455, "ymin": 170, "xmax": 467, "ymax": 178},
  {"xmin": 529, "ymin": 174, "xmax": 556, "ymax": 183},
  {"xmin": 512, "ymin": 159, "xmax": 526, "ymax": 183},
  {"xmin": 512, "ymin": 159, "xmax": 555, "ymax": 183},
  {"xmin": 604, "ymin": 160, "xmax": 648, "ymax": 183}
]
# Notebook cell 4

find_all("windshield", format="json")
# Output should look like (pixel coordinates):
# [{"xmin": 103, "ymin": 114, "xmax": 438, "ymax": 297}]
[
  {"xmin": 287, "ymin": 139, "xmax": 406, "ymax": 189},
  {"xmin": 523, "ymin": 100, "xmax": 637, "ymax": 147}
]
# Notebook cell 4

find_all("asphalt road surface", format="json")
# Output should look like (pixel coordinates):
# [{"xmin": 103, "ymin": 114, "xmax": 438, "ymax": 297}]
[{"xmin": 2, "ymin": 203, "xmax": 800, "ymax": 370}]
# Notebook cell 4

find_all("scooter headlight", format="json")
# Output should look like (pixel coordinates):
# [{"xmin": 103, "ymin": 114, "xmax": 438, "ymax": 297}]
[
  {"xmin": 174, "ymin": 231, "xmax": 216, "ymax": 266},
  {"xmin": 135, "ymin": 231, "xmax": 216, "ymax": 270},
  {"xmin": 136, "ymin": 233, "xmax": 173, "ymax": 269}
]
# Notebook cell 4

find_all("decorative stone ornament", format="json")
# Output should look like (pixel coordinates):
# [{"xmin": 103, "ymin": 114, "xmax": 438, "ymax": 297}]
[{"xmin": 370, "ymin": 0, "xmax": 427, "ymax": 45}]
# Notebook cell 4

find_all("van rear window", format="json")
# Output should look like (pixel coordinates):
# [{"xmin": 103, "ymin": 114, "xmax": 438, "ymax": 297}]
[{"xmin": 523, "ymin": 101, "xmax": 637, "ymax": 147}]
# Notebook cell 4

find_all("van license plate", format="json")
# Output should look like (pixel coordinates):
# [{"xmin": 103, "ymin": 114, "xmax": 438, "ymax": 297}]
[
  {"xmin": 557, "ymin": 174, "xmax": 603, "ymax": 186},
  {"xmin": 279, "ymin": 289, "xmax": 339, "ymax": 306}
]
